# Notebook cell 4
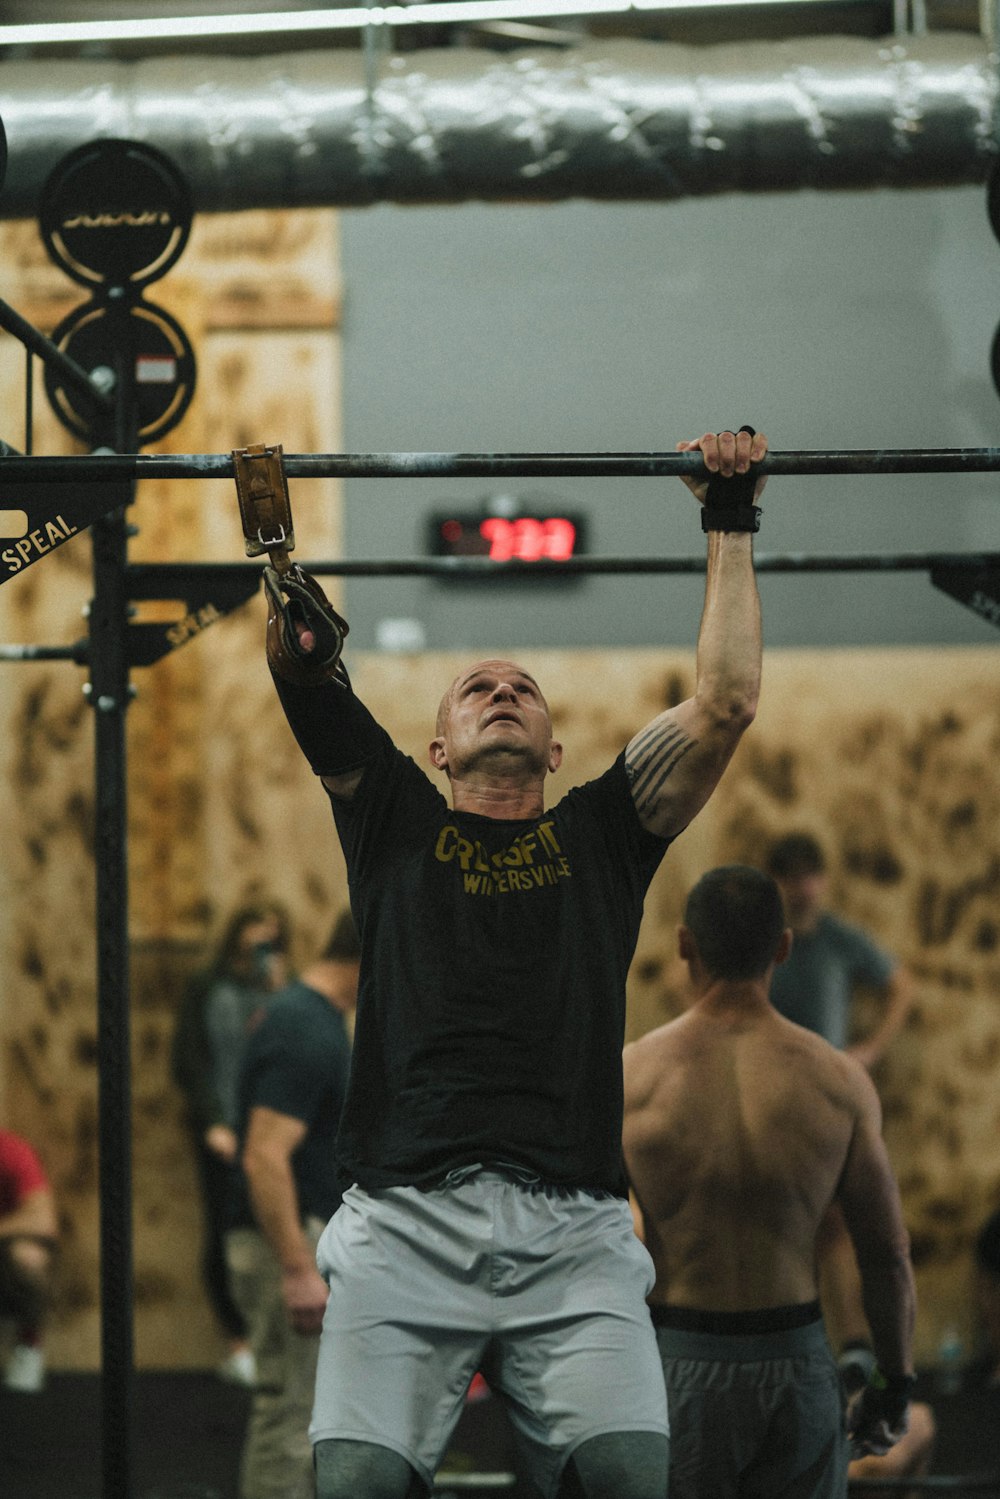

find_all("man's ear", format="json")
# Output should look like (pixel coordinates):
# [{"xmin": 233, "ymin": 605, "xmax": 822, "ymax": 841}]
[
  {"xmin": 428, "ymin": 737, "xmax": 449, "ymax": 773},
  {"xmin": 678, "ymin": 926, "xmax": 694, "ymax": 962},
  {"xmin": 775, "ymin": 928, "xmax": 793, "ymax": 966},
  {"xmin": 548, "ymin": 740, "xmax": 563, "ymax": 773}
]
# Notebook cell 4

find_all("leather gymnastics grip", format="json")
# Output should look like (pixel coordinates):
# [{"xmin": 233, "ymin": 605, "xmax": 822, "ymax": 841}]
[{"xmin": 264, "ymin": 564, "xmax": 350, "ymax": 685}]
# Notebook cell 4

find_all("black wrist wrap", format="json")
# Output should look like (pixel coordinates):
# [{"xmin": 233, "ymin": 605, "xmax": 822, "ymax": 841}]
[
  {"xmin": 701, "ymin": 423, "xmax": 762, "ymax": 533},
  {"xmin": 270, "ymin": 665, "xmax": 386, "ymax": 778},
  {"xmin": 700, "ymin": 496, "xmax": 761, "ymax": 533}
]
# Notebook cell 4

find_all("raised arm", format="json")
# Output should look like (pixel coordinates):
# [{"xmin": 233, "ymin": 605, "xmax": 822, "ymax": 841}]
[
  {"xmin": 625, "ymin": 428, "xmax": 765, "ymax": 839},
  {"xmin": 262, "ymin": 569, "xmax": 387, "ymax": 802}
]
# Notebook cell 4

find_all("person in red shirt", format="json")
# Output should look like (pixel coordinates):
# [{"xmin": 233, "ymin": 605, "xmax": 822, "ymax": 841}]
[{"xmin": 0, "ymin": 1127, "xmax": 58, "ymax": 1393}]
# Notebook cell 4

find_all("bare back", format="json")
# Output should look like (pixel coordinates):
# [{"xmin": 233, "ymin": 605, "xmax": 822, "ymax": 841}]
[{"xmin": 623, "ymin": 999, "xmax": 887, "ymax": 1311}]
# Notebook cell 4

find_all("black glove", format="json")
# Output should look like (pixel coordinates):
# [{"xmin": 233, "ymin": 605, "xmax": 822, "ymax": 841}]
[
  {"xmin": 847, "ymin": 1374, "xmax": 915, "ymax": 1459},
  {"xmin": 701, "ymin": 425, "xmax": 762, "ymax": 533},
  {"xmin": 263, "ymin": 563, "xmax": 349, "ymax": 686}
]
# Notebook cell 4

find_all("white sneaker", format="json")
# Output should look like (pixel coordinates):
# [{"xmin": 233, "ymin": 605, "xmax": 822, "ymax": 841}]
[
  {"xmin": 3, "ymin": 1343, "xmax": 46, "ymax": 1393},
  {"xmin": 217, "ymin": 1347, "xmax": 256, "ymax": 1387}
]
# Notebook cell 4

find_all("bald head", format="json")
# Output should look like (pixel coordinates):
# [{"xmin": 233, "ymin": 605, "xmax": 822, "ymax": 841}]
[{"xmin": 435, "ymin": 659, "xmax": 550, "ymax": 736}]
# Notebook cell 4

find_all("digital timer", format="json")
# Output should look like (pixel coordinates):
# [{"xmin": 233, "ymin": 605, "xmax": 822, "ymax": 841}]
[{"xmin": 429, "ymin": 510, "xmax": 587, "ymax": 564}]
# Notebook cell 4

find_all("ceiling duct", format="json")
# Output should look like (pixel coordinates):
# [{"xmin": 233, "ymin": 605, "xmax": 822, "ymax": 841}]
[{"xmin": 0, "ymin": 32, "xmax": 996, "ymax": 216}]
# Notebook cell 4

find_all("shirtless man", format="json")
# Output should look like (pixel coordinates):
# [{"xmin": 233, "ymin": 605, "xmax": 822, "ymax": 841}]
[{"xmin": 622, "ymin": 864, "xmax": 916, "ymax": 1499}]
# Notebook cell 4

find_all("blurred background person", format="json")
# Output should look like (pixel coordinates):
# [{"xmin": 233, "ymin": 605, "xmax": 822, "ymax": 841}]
[
  {"xmin": 898, "ymin": 1206, "xmax": 1000, "ymax": 1485},
  {"xmin": 224, "ymin": 910, "xmax": 358, "ymax": 1499},
  {"xmin": 765, "ymin": 832, "xmax": 913, "ymax": 1068},
  {"xmin": 0, "ymin": 1126, "xmax": 58, "ymax": 1393},
  {"xmin": 172, "ymin": 899, "xmax": 292, "ymax": 1385},
  {"xmin": 765, "ymin": 831, "xmax": 914, "ymax": 1382},
  {"xmin": 971, "ymin": 1207, "xmax": 1000, "ymax": 1388}
]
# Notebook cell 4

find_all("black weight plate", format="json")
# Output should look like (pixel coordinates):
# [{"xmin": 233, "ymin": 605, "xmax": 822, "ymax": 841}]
[
  {"xmin": 39, "ymin": 138, "xmax": 192, "ymax": 290},
  {"xmin": 44, "ymin": 297, "xmax": 196, "ymax": 445},
  {"xmin": 0, "ymin": 115, "xmax": 7, "ymax": 202}
]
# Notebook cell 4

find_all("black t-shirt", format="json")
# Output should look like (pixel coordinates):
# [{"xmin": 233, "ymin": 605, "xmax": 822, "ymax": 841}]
[
  {"xmin": 229, "ymin": 979, "xmax": 352, "ymax": 1229},
  {"xmin": 331, "ymin": 727, "xmax": 671, "ymax": 1196}
]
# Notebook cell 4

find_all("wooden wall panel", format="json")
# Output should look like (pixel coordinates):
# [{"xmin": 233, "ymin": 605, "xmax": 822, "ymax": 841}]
[{"xmin": 0, "ymin": 208, "xmax": 345, "ymax": 1369}]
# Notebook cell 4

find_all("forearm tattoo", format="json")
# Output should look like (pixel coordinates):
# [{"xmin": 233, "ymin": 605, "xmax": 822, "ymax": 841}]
[{"xmin": 625, "ymin": 721, "xmax": 695, "ymax": 819}]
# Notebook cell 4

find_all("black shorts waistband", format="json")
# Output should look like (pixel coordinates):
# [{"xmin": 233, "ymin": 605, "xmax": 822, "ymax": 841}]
[
  {"xmin": 649, "ymin": 1300, "xmax": 822, "ymax": 1335},
  {"xmin": 415, "ymin": 1161, "xmax": 617, "ymax": 1200}
]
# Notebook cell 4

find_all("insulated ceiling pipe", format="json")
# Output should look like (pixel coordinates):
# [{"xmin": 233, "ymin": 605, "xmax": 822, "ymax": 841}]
[{"xmin": 0, "ymin": 32, "xmax": 996, "ymax": 216}]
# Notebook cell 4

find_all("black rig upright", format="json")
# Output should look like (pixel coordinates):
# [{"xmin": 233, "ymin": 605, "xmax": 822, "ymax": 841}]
[{"xmin": 34, "ymin": 137, "xmax": 194, "ymax": 1499}]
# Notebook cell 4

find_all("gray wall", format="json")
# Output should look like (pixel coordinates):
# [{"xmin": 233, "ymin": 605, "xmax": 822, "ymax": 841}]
[{"xmin": 339, "ymin": 187, "xmax": 1000, "ymax": 651}]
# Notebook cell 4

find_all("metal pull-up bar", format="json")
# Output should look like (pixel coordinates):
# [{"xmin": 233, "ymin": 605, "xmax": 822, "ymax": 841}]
[{"xmin": 2, "ymin": 446, "xmax": 1000, "ymax": 481}]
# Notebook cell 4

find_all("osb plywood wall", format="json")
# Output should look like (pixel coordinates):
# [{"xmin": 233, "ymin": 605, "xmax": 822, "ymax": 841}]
[
  {"xmin": 0, "ymin": 209, "xmax": 347, "ymax": 1368},
  {"xmin": 1, "ymin": 212, "xmax": 999, "ymax": 1373}
]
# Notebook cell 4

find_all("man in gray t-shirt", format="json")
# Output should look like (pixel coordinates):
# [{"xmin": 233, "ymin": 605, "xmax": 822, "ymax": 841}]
[
  {"xmin": 766, "ymin": 832, "xmax": 914, "ymax": 1386},
  {"xmin": 770, "ymin": 914, "xmax": 896, "ymax": 1053},
  {"xmin": 767, "ymin": 833, "xmax": 912, "ymax": 1069}
]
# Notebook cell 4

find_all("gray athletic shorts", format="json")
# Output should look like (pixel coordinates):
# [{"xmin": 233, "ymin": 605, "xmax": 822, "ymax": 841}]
[
  {"xmin": 655, "ymin": 1315, "xmax": 848, "ymax": 1499},
  {"xmin": 311, "ymin": 1169, "xmax": 669, "ymax": 1497}
]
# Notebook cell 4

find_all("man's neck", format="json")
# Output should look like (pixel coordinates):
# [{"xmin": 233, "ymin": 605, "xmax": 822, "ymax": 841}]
[
  {"xmin": 695, "ymin": 978, "xmax": 774, "ymax": 1019},
  {"xmin": 301, "ymin": 961, "xmax": 355, "ymax": 1013},
  {"xmin": 449, "ymin": 771, "xmax": 546, "ymax": 820}
]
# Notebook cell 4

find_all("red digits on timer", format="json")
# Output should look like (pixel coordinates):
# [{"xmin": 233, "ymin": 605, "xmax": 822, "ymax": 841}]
[{"xmin": 479, "ymin": 516, "xmax": 576, "ymax": 561}]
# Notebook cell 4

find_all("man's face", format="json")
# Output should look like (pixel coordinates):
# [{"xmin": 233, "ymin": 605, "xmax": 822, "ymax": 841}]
[
  {"xmin": 775, "ymin": 869, "xmax": 827, "ymax": 928},
  {"xmin": 430, "ymin": 660, "xmax": 561, "ymax": 779}
]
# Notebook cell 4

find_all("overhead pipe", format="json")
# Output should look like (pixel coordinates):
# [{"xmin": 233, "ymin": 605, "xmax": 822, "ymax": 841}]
[{"xmin": 0, "ymin": 32, "xmax": 997, "ymax": 215}]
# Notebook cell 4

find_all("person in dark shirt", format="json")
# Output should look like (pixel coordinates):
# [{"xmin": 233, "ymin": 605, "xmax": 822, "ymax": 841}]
[
  {"xmin": 225, "ymin": 912, "xmax": 358, "ymax": 1499},
  {"xmin": 261, "ymin": 426, "xmax": 768, "ymax": 1499}
]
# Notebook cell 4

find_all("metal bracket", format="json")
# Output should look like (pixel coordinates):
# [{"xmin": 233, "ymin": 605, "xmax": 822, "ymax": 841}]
[
  {"xmin": 0, "ymin": 475, "xmax": 134, "ymax": 585},
  {"xmin": 125, "ymin": 561, "xmax": 262, "ymax": 666},
  {"xmin": 930, "ymin": 560, "xmax": 1000, "ymax": 633}
]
